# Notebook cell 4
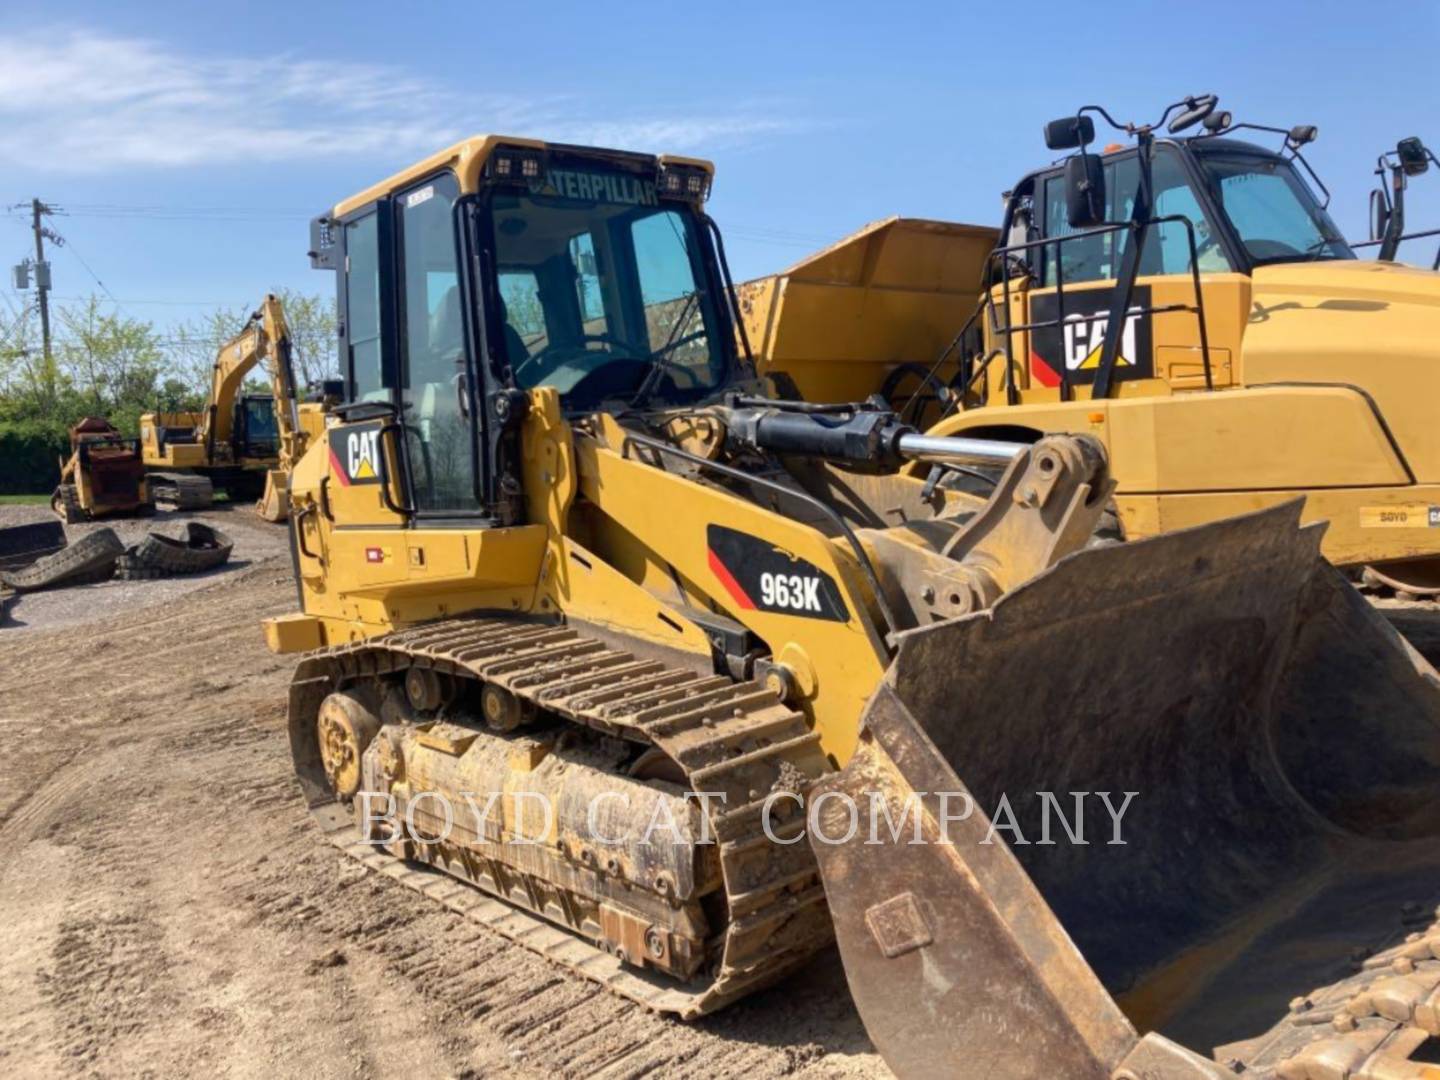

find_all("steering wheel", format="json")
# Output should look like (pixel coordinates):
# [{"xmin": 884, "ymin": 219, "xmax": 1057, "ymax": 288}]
[{"xmin": 514, "ymin": 333, "xmax": 642, "ymax": 382}]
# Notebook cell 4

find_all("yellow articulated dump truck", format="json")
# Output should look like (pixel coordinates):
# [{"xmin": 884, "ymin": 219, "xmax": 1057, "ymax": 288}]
[
  {"xmin": 263, "ymin": 134, "xmax": 1440, "ymax": 1078},
  {"xmin": 744, "ymin": 95, "xmax": 1440, "ymax": 595}
]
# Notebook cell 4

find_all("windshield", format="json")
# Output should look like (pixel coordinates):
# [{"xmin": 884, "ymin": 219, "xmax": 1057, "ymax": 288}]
[
  {"xmin": 1195, "ymin": 150, "xmax": 1354, "ymax": 265},
  {"xmin": 486, "ymin": 165, "xmax": 728, "ymax": 410},
  {"xmin": 243, "ymin": 397, "xmax": 278, "ymax": 447}
]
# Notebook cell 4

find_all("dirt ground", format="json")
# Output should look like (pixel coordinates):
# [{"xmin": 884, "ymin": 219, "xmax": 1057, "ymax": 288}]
[
  {"xmin": 0, "ymin": 505, "xmax": 884, "ymax": 1080},
  {"xmin": 3, "ymin": 505, "xmax": 1440, "ymax": 1080}
]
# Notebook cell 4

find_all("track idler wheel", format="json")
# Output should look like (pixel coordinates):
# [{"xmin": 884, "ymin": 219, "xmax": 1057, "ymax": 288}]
[
  {"xmin": 480, "ymin": 684, "xmax": 525, "ymax": 732},
  {"xmin": 315, "ymin": 691, "xmax": 380, "ymax": 798}
]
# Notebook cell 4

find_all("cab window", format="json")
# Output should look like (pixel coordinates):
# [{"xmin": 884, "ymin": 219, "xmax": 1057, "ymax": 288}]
[
  {"xmin": 1040, "ymin": 148, "xmax": 1230, "ymax": 285},
  {"xmin": 632, "ymin": 210, "xmax": 713, "ymax": 377},
  {"xmin": 499, "ymin": 270, "xmax": 549, "ymax": 353},
  {"xmin": 345, "ymin": 213, "xmax": 384, "ymax": 399},
  {"xmin": 243, "ymin": 398, "xmax": 278, "ymax": 450},
  {"xmin": 485, "ymin": 166, "xmax": 727, "ymax": 409},
  {"xmin": 396, "ymin": 172, "xmax": 481, "ymax": 513}
]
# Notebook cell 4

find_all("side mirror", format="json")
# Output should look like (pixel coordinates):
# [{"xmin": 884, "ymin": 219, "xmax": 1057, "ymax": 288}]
[
  {"xmin": 1168, "ymin": 94, "xmax": 1218, "ymax": 135},
  {"xmin": 1065, "ymin": 154, "xmax": 1106, "ymax": 229},
  {"xmin": 1369, "ymin": 189, "xmax": 1391, "ymax": 242},
  {"xmin": 1045, "ymin": 115, "xmax": 1095, "ymax": 151},
  {"xmin": 1398, "ymin": 137, "xmax": 1430, "ymax": 176}
]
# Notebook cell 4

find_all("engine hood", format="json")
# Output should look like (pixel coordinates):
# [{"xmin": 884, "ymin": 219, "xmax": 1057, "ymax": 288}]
[
  {"xmin": 1251, "ymin": 256, "xmax": 1440, "ymax": 307},
  {"xmin": 1243, "ymin": 258, "xmax": 1440, "ymax": 481}
]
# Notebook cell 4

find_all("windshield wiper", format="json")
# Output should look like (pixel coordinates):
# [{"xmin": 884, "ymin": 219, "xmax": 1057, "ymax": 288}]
[
  {"xmin": 629, "ymin": 293, "xmax": 701, "ymax": 409},
  {"xmin": 1305, "ymin": 235, "xmax": 1344, "ymax": 262}
]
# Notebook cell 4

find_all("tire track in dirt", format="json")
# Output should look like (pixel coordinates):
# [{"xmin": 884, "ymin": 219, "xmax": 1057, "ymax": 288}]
[
  {"xmin": 0, "ymin": 753, "xmax": 86, "ymax": 850},
  {"xmin": 0, "ymin": 547, "xmax": 884, "ymax": 1078}
]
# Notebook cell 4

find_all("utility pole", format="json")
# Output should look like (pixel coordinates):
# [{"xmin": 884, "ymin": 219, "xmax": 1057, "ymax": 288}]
[{"xmin": 30, "ymin": 198, "xmax": 53, "ymax": 364}]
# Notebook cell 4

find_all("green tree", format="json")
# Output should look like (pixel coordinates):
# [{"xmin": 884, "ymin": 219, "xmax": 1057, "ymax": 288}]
[{"xmin": 56, "ymin": 298, "xmax": 165, "ymax": 430}]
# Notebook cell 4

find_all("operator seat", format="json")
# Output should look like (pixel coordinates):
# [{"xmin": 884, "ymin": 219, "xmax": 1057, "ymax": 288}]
[{"xmin": 428, "ymin": 285, "xmax": 530, "ymax": 371}]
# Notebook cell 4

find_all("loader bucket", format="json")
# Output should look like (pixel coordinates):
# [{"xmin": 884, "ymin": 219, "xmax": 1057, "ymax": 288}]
[{"xmin": 810, "ymin": 501, "xmax": 1440, "ymax": 1078}]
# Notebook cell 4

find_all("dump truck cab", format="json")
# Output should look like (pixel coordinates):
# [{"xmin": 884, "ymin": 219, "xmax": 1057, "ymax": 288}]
[
  {"xmin": 915, "ymin": 94, "xmax": 1440, "ymax": 589},
  {"xmin": 991, "ymin": 128, "xmax": 1351, "ymax": 395}
]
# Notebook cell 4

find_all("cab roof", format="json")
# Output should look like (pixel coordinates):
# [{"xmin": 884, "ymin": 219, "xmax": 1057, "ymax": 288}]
[{"xmin": 331, "ymin": 134, "xmax": 716, "ymax": 219}]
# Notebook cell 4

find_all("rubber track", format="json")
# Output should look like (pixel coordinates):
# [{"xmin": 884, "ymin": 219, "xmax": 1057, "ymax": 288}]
[
  {"xmin": 52, "ymin": 484, "xmax": 84, "ymax": 524},
  {"xmin": 290, "ymin": 614, "xmax": 836, "ymax": 1019}
]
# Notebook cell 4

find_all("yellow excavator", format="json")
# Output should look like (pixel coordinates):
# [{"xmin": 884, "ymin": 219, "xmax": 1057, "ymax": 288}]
[
  {"xmin": 743, "ymin": 95, "xmax": 1440, "ymax": 599},
  {"xmin": 140, "ymin": 294, "xmax": 317, "ymax": 519},
  {"xmin": 263, "ymin": 135, "xmax": 1440, "ymax": 1078}
]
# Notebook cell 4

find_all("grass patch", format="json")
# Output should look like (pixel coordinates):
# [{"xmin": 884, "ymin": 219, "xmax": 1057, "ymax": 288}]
[{"xmin": 0, "ymin": 494, "xmax": 50, "ymax": 505}]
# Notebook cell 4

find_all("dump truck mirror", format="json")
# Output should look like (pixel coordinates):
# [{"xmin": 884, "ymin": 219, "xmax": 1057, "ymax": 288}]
[
  {"xmin": 1398, "ymin": 136, "xmax": 1430, "ymax": 176},
  {"xmin": 1370, "ymin": 189, "xmax": 1391, "ymax": 241},
  {"xmin": 1044, "ymin": 115, "xmax": 1094, "ymax": 151},
  {"xmin": 1064, "ymin": 154, "xmax": 1106, "ymax": 229}
]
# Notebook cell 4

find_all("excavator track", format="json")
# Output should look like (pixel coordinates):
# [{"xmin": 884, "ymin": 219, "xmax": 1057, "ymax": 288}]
[
  {"xmin": 148, "ymin": 472, "xmax": 214, "ymax": 511},
  {"xmin": 288, "ymin": 614, "xmax": 836, "ymax": 1019}
]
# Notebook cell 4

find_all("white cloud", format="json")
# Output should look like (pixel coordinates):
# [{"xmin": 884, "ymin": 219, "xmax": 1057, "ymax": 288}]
[{"xmin": 0, "ymin": 29, "xmax": 798, "ymax": 172}]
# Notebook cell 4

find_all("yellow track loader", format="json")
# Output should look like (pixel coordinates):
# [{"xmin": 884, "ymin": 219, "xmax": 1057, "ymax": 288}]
[
  {"xmin": 743, "ymin": 94, "xmax": 1440, "ymax": 598},
  {"xmin": 264, "ymin": 135, "xmax": 1440, "ymax": 1077},
  {"xmin": 140, "ymin": 294, "xmax": 316, "ymax": 517}
]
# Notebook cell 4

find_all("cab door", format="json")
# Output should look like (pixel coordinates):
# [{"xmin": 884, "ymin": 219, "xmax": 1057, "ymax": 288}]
[{"xmin": 1024, "ymin": 147, "xmax": 1247, "ymax": 397}]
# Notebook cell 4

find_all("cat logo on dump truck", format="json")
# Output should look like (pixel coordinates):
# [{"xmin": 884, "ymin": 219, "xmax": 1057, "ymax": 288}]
[
  {"xmin": 706, "ymin": 525, "xmax": 849, "ymax": 622},
  {"xmin": 1028, "ymin": 286, "xmax": 1155, "ymax": 388},
  {"xmin": 327, "ymin": 422, "xmax": 383, "ymax": 487}
]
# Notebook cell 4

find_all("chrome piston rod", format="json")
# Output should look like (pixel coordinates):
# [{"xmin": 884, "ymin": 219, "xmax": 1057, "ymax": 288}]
[{"xmin": 896, "ymin": 433, "xmax": 1027, "ymax": 466}]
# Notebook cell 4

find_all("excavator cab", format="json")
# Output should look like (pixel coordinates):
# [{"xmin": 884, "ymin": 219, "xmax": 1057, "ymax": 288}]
[{"xmin": 235, "ymin": 392, "xmax": 279, "ymax": 460}]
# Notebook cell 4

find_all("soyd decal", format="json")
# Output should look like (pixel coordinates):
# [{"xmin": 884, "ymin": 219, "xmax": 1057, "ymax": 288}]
[
  {"xmin": 1028, "ymin": 286, "xmax": 1155, "ymax": 388},
  {"xmin": 706, "ymin": 525, "xmax": 849, "ymax": 622},
  {"xmin": 327, "ymin": 422, "xmax": 384, "ymax": 487}
]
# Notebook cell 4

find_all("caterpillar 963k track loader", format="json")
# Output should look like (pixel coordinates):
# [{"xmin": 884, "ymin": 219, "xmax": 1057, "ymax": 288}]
[{"xmin": 264, "ymin": 136, "xmax": 1440, "ymax": 1077}]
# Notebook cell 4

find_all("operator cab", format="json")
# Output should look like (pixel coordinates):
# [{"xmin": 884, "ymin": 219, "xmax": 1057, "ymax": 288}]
[
  {"xmin": 235, "ymin": 393, "xmax": 279, "ymax": 458},
  {"xmin": 310, "ymin": 137, "xmax": 744, "ymax": 522},
  {"xmin": 1004, "ymin": 135, "xmax": 1352, "ymax": 287},
  {"xmin": 974, "ymin": 95, "xmax": 1351, "ymax": 403}
]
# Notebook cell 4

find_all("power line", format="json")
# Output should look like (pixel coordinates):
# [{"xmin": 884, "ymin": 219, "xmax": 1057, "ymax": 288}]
[{"xmin": 48, "ymin": 294, "xmax": 240, "ymax": 307}]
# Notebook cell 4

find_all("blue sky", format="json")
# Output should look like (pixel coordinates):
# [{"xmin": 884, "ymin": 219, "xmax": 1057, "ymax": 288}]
[{"xmin": 3, "ymin": 0, "xmax": 1439, "ymax": 338}]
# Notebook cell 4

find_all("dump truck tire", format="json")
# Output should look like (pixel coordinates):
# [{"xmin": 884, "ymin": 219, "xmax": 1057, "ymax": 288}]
[
  {"xmin": 126, "ymin": 522, "xmax": 233, "ymax": 576},
  {"xmin": 0, "ymin": 527, "xmax": 122, "ymax": 592},
  {"xmin": 50, "ymin": 484, "xmax": 84, "ymax": 524}
]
